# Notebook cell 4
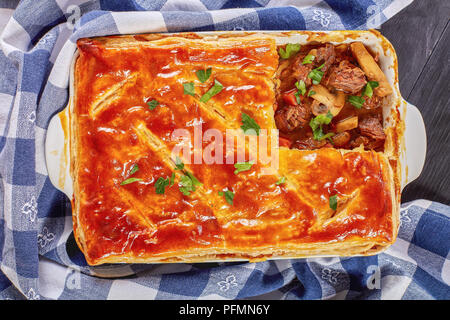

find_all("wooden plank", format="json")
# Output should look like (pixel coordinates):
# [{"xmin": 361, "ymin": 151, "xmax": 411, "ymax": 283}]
[
  {"xmin": 401, "ymin": 22, "xmax": 450, "ymax": 204},
  {"xmin": 380, "ymin": 0, "xmax": 450, "ymax": 97}
]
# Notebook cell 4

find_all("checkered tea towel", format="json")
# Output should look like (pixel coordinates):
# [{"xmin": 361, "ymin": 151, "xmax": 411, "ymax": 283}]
[{"xmin": 2, "ymin": 0, "xmax": 449, "ymax": 300}]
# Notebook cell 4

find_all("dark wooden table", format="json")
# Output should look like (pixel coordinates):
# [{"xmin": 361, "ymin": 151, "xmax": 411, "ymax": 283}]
[{"xmin": 380, "ymin": 0, "xmax": 450, "ymax": 204}]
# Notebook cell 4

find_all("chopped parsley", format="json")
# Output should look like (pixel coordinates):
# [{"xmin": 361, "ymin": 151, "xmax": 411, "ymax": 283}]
[
  {"xmin": 308, "ymin": 63, "xmax": 325, "ymax": 85},
  {"xmin": 278, "ymin": 43, "xmax": 301, "ymax": 59},
  {"xmin": 179, "ymin": 171, "xmax": 202, "ymax": 196},
  {"xmin": 329, "ymin": 195, "xmax": 338, "ymax": 211},
  {"xmin": 349, "ymin": 81, "xmax": 379, "ymax": 109},
  {"xmin": 219, "ymin": 190, "xmax": 235, "ymax": 205},
  {"xmin": 147, "ymin": 99, "xmax": 159, "ymax": 110},
  {"xmin": 120, "ymin": 177, "xmax": 142, "ymax": 186},
  {"xmin": 348, "ymin": 95, "xmax": 365, "ymax": 109},
  {"xmin": 294, "ymin": 91, "xmax": 301, "ymax": 104},
  {"xmin": 121, "ymin": 163, "xmax": 141, "ymax": 185},
  {"xmin": 293, "ymin": 80, "xmax": 306, "ymax": 104},
  {"xmin": 309, "ymin": 111, "xmax": 334, "ymax": 141},
  {"xmin": 200, "ymin": 79, "xmax": 223, "ymax": 103},
  {"xmin": 302, "ymin": 54, "xmax": 315, "ymax": 64},
  {"xmin": 240, "ymin": 112, "xmax": 261, "ymax": 136},
  {"xmin": 175, "ymin": 156, "xmax": 184, "ymax": 170},
  {"xmin": 171, "ymin": 158, "xmax": 202, "ymax": 196},
  {"xmin": 155, "ymin": 177, "xmax": 170, "ymax": 194},
  {"xmin": 276, "ymin": 177, "xmax": 286, "ymax": 185},
  {"xmin": 196, "ymin": 68, "xmax": 212, "ymax": 83},
  {"xmin": 183, "ymin": 82, "xmax": 195, "ymax": 96},
  {"xmin": 362, "ymin": 81, "xmax": 379, "ymax": 98},
  {"xmin": 129, "ymin": 164, "xmax": 139, "ymax": 176},
  {"xmin": 295, "ymin": 80, "xmax": 306, "ymax": 96},
  {"xmin": 234, "ymin": 161, "xmax": 254, "ymax": 175},
  {"xmin": 169, "ymin": 172, "xmax": 175, "ymax": 187},
  {"xmin": 307, "ymin": 90, "xmax": 316, "ymax": 97}
]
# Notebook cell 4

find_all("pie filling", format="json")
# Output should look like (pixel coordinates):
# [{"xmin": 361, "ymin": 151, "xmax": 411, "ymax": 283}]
[{"xmin": 275, "ymin": 42, "xmax": 392, "ymax": 151}]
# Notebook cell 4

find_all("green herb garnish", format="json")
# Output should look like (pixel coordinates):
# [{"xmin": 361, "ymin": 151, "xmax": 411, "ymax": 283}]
[
  {"xmin": 121, "ymin": 164, "xmax": 141, "ymax": 185},
  {"xmin": 155, "ymin": 177, "xmax": 170, "ymax": 194},
  {"xmin": 179, "ymin": 171, "xmax": 202, "ymax": 196},
  {"xmin": 278, "ymin": 43, "xmax": 301, "ymax": 59},
  {"xmin": 308, "ymin": 90, "xmax": 316, "ymax": 97},
  {"xmin": 234, "ymin": 161, "xmax": 254, "ymax": 175},
  {"xmin": 175, "ymin": 157, "xmax": 185, "ymax": 170},
  {"xmin": 240, "ymin": 112, "xmax": 261, "ymax": 136},
  {"xmin": 219, "ymin": 190, "xmax": 235, "ymax": 205},
  {"xmin": 169, "ymin": 172, "xmax": 175, "ymax": 187},
  {"xmin": 294, "ymin": 91, "xmax": 301, "ymax": 104},
  {"xmin": 348, "ymin": 95, "xmax": 365, "ymax": 109},
  {"xmin": 183, "ymin": 82, "xmax": 195, "ymax": 96},
  {"xmin": 302, "ymin": 54, "xmax": 315, "ymax": 64},
  {"xmin": 348, "ymin": 81, "xmax": 379, "ymax": 109},
  {"xmin": 329, "ymin": 195, "xmax": 338, "ymax": 211},
  {"xmin": 308, "ymin": 63, "xmax": 325, "ymax": 85},
  {"xmin": 276, "ymin": 177, "xmax": 286, "ymax": 185},
  {"xmin": 147, "ymin": 99, "xmax": 159, "ymax": 110},
  {"xmin": 295, "ymin": 80, "xmax": 306, "ymax": 96},
  {"xmin": 362, "ymin": 81, "xmax": 379, "ymax": 98},
  {"xmin": 196, "ymin": 68, "xmax": 212, "ymax": 83},
  {"xmin": 129, "ymin": 164, "xmax": 139, "ymax": 176},
  {"xmin": 171, "ymin": 157, "xmax": 202, "ymax": 196},
  {"xmin": 200, "ymin": 79, "xmax": 223, "ymax": 103},
  {"xmin": 309, "ymin": 111, "xmax": 334, "ymax": 141},
  {"xmin": 120, "ymin": 177, "xmax": 142, "ymax": 186}
]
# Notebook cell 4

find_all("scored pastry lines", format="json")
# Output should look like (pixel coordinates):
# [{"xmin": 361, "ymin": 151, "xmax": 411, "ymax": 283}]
[
  {"xmin": 89, "ymin": 72, "xmax": 138, "ymax": 119},
  {"xmin": 84, "ymin": 35, "xmax": 349, "ymax": 244},
  {"xmin": 104, "ymin": 66, "xmax": 324, "ymax": 236},
  {"xmin": 110, "ymin": 52, "xmax": 317, "ymax": 232},
  {"xmin": 113, "ymin": 128, "xmax": 218, "ymax": 241},
  {"xmin": 186, "ymin": 93, "xmax": 232, "ymax": 128},
  {"xmin": 117, "ymin": 184, "xmax": 199, "ymax": 235},
  {"xmin": 131, "ymin": 116, "xmax": 318, "ymax": 233},
  {"xmin": 278, "ymin": 149, "xmax": 366, "ymax": 228},
  {"xmin": 111, "ymin": 36, "xmax": 279, "ymax": 76},
  {"xmin": 132, "ymin": 120, "xmax": 245, "ymax": 226},
  {"xmin": 321, "ymin": 189, "xmax": 360, "ymax": 227},
  {"xmin": 115, "ymin": 186, "xmax": 158, "ymax": 233}
]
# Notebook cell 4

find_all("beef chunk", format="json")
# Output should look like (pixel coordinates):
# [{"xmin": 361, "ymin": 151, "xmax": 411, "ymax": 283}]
[
  {"xmin": 365, "ymin": 138, "xmax": 385, "ymax": 150},
  {"xmin": 359, "ymin": 116, "xmax": 386, "ymax": 141},
  {"xmin": 349, "ymin": 136, "xmax": 369, "ymax": 149},
  {"xmin": 363, "ymin": 94, "xmax": 382, "ymax": 109},
  {"xmin": 292, "ymin": 137, "xmax": 332, "ymax": 150},
  {"xmin": 275, "ymin": 104, "xmax": 310, "ymax": 132},
  {"xmin": 294, "ymin": 64, "xmax": 313, "ymax": 86},
  {"xmin": 328, "ymin": 60, "xmax": 367, "ymax": 94},
  {"xmin": 349, "ymin": 115, "xmax": 386, "ymax": 150},
  {"xmin": 279, "ymin": 55, "xmax": 313, "ymax": 88},
  {"xmin": 349, "ymin": 132, "xmax": 385, "ymax": 150},
  {"xmin": 289, "ymin": 58, "xmax": 313, "ymax": 86},
  {"xmin": 280, "ymin": 44, "xmax": 335, "ymax": 87},
  {"xmin": 315, "ymin": 43, "xmax": 336, "ymax": 72}
]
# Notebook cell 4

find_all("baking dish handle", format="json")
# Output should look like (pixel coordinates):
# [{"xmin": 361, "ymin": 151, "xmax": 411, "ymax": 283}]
[
  {"xmin": 45, "ymin": 108, "xmax": 73, "ymax": 198},
  {"xmin": 404, "ymin": 101, "xmax": 426, "ymax": 186}
]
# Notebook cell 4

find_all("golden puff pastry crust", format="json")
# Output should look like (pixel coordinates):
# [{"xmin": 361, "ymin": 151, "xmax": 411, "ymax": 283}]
[{"xmin": 71, "ymin": 33, "xmax": 400, "ymax": 265}]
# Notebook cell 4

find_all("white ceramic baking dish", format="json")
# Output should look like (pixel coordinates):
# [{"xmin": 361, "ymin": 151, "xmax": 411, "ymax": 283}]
[{"xmin": 45, "ymin": 30, "xmax": 426, "ymax": 260}]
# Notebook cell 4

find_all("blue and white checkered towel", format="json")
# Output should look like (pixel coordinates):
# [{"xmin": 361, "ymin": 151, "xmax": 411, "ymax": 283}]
[{"xmin": 1, "ymin": 0, "xmax": 449, "ymax": 300}]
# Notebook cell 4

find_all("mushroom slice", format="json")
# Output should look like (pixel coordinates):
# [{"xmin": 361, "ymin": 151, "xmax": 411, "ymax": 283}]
[
  {"xmin": 331, "ymin": 132, "xmax": 351, "ymax": 147},
  {"xmin": 310, "ymin": 84, "xmax": 345, "ymax": 116},
  {"xmin": 335, "ymin": 116, "xmax": 358, "ymax": 133}
]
